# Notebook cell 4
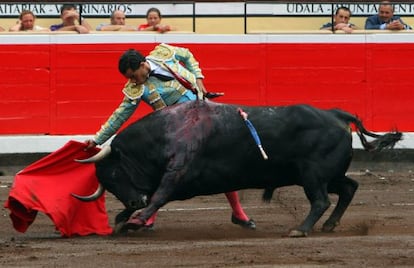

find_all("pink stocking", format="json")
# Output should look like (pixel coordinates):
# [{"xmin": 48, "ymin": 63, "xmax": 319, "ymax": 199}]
[
  {"xmin": 225, "ymin": 191, "xmax": 249, "ymax": 221},
  {"xmin": 145, "ymin": 212, "xmax": 157, "ymax": 226}
]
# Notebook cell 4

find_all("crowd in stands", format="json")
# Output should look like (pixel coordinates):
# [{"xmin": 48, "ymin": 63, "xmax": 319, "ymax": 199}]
[
  {"xmin": 320, "ymin": 1, "xmax": 411, "ymax": 33},
  {"xmin": 2, "ymin": 5, "xmax": 172, "ymax": 34},
  {"xmin": 0, "ymin": 1, "xmax": 412, "ymax": 34}
]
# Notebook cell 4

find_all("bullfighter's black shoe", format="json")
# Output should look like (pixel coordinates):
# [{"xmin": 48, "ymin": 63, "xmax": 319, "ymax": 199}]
[
  {"xmin": 142, "ymin": 223, "xmax": 155, "ymax": 232},
  {"xmin": 231, "ymin": 215, "xmax": 256, "ymax": 230}
]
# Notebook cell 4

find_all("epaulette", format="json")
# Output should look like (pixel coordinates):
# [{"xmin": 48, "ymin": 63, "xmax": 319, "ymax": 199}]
[
  {"xmin": 147, "ymin": 43, "xmax": 175, "ymax": 62},
  {"xmin": 122, "ymin": 81, "xmax": 144, "ymax": 100}
]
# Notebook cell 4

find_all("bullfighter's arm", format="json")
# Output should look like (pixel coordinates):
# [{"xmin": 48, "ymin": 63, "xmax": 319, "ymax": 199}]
[
  {"xmin": 170, "ymin": 45, "xmax": 204, "ymax": 79},
  {"xmin": 93, "ymin": 96, "xmax": 139, "ymax": 145},
  {"xmin": 171, "ymin": 44, "xmax": 224, "ymax": 98}
]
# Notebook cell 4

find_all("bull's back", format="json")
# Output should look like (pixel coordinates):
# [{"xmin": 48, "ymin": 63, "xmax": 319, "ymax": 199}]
[{"xmin": 114, "ymin": 101, "xmax": 351, "ymax": 160}]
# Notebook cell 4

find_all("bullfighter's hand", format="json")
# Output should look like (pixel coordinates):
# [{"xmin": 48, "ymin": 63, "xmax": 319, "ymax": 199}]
[
  {"xmin": 205, "ymin": 92, "xmax": 224, "ymax": 99},
  {"xmin": 196, "ymin": 78, "xmax": 207, "ymax": 95},
  {"xmin": 84, "ymin": 139, "xmax": 97, "ymax": 150}
]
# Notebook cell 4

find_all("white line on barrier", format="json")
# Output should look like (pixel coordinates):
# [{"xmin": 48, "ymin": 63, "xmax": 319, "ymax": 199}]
[
  {"xmin": 147, "ymin": 200, "xmax": 414, "ymax": 213},
  {"xmin": 1, "ymin": 133, "xmax": 413, "ymax": 153},
  {"xmin": 392, "ymin": 203, "xmax": 414, "ymax": 206},
  {"xmin": 159, "ymin": 205, "xmax": 274, "ymax": 212}
]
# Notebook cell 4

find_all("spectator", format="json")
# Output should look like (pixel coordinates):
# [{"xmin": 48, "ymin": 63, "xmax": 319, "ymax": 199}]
[
  {"xmin": 138, "ymin": 7, "xmax": 173, "ymax": 33},
  {"xmin": 96, "ymin": 10, "xmax": 137, "ymax": 31},
  {"xmin": 320, "ymin": 6, "xmax": 357, "ymax": 33},
  {"xmin": 84, "ymin": 44, "xmax": 252, "ymax": 231},
  {"xmin": 365, "ymin": 1, "xmax": 412, "ymax": 30},
  {"xmin": 9, "ymin": 10, "xmax": 49, "ymax": 32},
  {"xmin": 50, "ymin": 4, "xmax": 92, "ymax": 33}
]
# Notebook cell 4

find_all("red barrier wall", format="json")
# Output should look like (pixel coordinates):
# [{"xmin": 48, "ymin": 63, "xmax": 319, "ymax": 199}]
[{"xmin": 1, "ymin": 34, "xmax": 413, "ymax": 135}]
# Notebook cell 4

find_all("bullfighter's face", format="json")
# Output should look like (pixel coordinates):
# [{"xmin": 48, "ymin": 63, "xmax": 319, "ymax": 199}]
[{"xmin": 123, "ymin": 62, "xmax": 150, "ymax": 85}]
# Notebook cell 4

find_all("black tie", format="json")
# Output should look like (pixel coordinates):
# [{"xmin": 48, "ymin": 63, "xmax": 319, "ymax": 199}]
[{"xmin": 149, "ymin": 71, "xmax": 174, "ymax": 81}]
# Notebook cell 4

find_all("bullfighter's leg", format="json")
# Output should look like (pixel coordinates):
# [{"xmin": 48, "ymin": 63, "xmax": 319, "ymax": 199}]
[
  {"xmin": 322, "ymin": 176, "xmax": 359, "ymax": 232},
  {"xmin": 144, "ymin": 212, "xmax": 157, "ymax": 228},
  {"xmin": 125, "ymin": 189, "xmax": 257, "ymax": 231},
  {"xmin": 125, "ymin": 193, "xmax": 253, "ymax": 231},
  {"xmin": 290, "ymin": 183, "xmax": 331, "ymax": 237},
  {"xmin": 225, "ymin": 191, "xmax": 256, "ymax": 229}
]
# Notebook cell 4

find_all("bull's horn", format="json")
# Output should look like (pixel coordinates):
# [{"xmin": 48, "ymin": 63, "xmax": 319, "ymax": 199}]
[
  {"xmin": 75, "ymin": 145, "xmax": 111, "ymax": 163},
  {"xmin": 71, "ymin": 183, "xmax": 104, "ymax": 202}
]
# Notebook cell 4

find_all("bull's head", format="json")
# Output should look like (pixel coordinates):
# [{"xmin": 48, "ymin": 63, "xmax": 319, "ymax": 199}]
[{"xmin": 72, "ymin": 145, "xmax": 149, "ymax": 210}]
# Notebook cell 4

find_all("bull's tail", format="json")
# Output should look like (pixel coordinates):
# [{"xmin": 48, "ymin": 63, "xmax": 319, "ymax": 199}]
[{"xmin": 331, "ymin": 109, "xmax": 403, "ymax": 152}]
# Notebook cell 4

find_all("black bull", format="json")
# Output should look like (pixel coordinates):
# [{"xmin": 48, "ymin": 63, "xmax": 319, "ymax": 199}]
[{"xmin": 75, "ymin": 100, "xmax": 401, "ymax": 237}]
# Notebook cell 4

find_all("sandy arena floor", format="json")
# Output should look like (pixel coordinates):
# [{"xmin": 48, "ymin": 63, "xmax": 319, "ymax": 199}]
[{"xmin": 0, "ymin": 159, "xmax": 413, "ymax": 267}]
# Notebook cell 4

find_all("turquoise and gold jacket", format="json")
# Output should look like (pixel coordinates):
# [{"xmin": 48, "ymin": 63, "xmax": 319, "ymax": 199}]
[{"xmin": 94, "ymin": 43, "xmax": 204, "ymax": 145}]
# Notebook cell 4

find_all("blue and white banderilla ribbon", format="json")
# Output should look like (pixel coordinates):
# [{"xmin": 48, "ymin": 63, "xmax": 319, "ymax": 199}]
[{"xmin": 238, "ymin": 108, "xmax": 268, "ymax": 160}]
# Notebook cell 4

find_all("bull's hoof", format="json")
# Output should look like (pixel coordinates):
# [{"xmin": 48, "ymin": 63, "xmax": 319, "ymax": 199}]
[
  {"xmin": 231, "ymin": 215, "xmax": 256, "ymax": 230},
  {"xmin": 113, "ymin": 221, "xmax": 128, "ymax": 234},
  {"xmin": 322, "ymin": 221, "xmax": 338, "ymax": 233},
  {"xmin": 288, "ymin": 229, "xmax": 308, "ymax": 237},
  {"xmin": 125, "ymin": 217, "xmax": 145, "ymax": 230}
]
